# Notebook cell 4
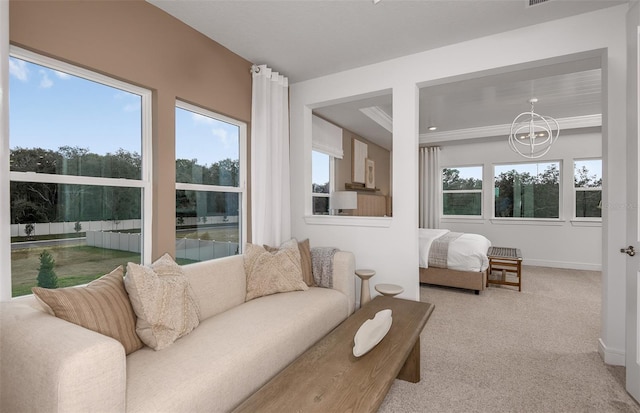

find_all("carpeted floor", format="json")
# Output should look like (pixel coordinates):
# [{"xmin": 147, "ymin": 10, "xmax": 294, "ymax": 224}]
[{"xmin": 378, "ymin": 266, "xmax": 640, "ymax": 413}]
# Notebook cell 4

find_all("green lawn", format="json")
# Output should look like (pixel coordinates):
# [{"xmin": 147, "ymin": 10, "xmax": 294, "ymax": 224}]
[
  {"xmin": 11, "ymin": 246, "xmax": 141, "ymax": 297},
  {"xmin": 11, "ymin": 226, "xmax": 237, "ymax": 297}
]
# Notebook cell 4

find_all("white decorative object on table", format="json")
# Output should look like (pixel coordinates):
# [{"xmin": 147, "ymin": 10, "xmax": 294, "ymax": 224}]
[{"xmin": 353, "ymin": 309, "xmax": 393, "ymax": 357}]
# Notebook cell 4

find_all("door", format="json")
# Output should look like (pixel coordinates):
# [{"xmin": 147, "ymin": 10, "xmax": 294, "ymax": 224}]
[{"xmin": 626, "ymin": 4, "xmax": 640, "ymax": 402}]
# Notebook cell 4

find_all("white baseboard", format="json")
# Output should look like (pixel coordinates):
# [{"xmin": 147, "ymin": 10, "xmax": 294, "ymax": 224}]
[
  {"xmin": 523, "ymin": 259, "xmax": 601, "ymax": 272},
  {"xmin": 599, "ymin": 338, "xmax": 625, "ymax": 366}
]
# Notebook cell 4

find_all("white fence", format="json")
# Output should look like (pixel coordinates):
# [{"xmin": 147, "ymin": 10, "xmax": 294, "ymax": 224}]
[
  {"xmin": 86, "ymin": 230, "xmax": 238, "ymax": 261},
  {"xmin": 11, "ymin": 219, "xmax": 142, "ymax": 237},
  {"xmin": 175, "ymin": 238, "xmax": 239, "ymax": 261},
  {"xmin": 86, "ymin": 231, "xmax": 142, "ymax": 253},
  {"xmin": 10, "ymin": 216, "xmax": 238, "ymax": 237}
]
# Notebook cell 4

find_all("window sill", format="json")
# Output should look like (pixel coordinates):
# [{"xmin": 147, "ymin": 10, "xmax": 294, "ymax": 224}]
[
  {"xmin": 570, "ymin": 219, "xmax": 602, "ymax": 227},
  {"xmin": 304, "ymin": 215, "xmax": 392, "ymax": 228},
  {"xmin": 490, "ymin": 218, "xmax": 565, "ymax": 226}
]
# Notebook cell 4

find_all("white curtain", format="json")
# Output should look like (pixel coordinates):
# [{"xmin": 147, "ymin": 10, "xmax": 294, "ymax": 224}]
[
  {"xmin": 419, "ymin": 146, "xmax": 440, "ymax": 229},
  {"xmin": 250, "ymin": 65, "xmax": 290, "ymax": 246}
]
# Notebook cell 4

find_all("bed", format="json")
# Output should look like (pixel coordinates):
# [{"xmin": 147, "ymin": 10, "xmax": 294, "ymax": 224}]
[{"xmin": 419, "ymin": 228, "xmax": 491, "ymax": 294}]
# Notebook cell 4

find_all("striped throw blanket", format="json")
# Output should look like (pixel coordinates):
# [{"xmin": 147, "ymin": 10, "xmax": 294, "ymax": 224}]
[{"xmin": 428, "ymin": 232, "xmax": 463, "ymax": 268}]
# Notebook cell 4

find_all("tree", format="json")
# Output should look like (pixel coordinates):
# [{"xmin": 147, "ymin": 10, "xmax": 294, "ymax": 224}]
[
  {"xmin": 37, "ymin": 250, "xmax": 58, "ymax": 289},
  {"xmin": 442, "ymin": 168, "xmax": 482, "ymax": 190},
  {"xmin": 312, "ymin": 182, "xmax": 330, "ymax": 194},
  {"xmin": 74, "ymin": 221, "xmax": 82, "ymax": 234},
  {"xmin": 10, "ymin": 146, "xmax": 143, "ymax": 225},
  {"xmin": 575, "ymin": 165, "xmax": 602, "ymax": 188},
  {"xmin": 24, "ymin": 223, "xmax": 35, "ymax": 239},
  {"xmin": 494, "ymin": 164, "xmax": 559, "ymax": 218}
]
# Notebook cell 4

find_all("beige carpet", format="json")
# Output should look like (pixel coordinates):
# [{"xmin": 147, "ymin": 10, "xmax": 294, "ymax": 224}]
[{"xmin": 378, "ymin": 266, "xmax": 640, "ymax": 413}]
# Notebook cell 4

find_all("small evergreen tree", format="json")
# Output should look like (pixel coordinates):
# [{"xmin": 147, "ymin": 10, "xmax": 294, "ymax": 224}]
[
  {"xmin": 74, "ymin": 221, "xmax": 82, "ymax": 234},
  {"xmin": 37, "ymin": 250, "xmax": 58, "ymax": 289},
  {"xmin": 24, "ymin": 223, "xmax": 35, "ymax": 239}
]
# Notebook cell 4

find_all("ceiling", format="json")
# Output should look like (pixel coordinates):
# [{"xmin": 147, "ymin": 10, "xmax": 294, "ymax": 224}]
[{"xmin": 149, "ymin": 0, "xmax": 624, "ymax": 149}]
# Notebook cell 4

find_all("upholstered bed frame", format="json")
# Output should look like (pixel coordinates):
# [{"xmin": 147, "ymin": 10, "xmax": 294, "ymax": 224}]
[{"xmin": 419, "ymin": 267, "xmax": 488, "ymax": 295}]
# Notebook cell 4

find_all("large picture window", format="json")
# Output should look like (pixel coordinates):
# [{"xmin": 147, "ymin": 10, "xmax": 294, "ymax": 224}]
[
  {"xmin": 494, "ymin": 161, "xmax": 560, "ymax": 219},
  {"xmin": 574, "ymin": 159, "xmax": 602, "ymax": 219},
  {"xmin": 6, "ymin": 47, "xmax": 151, "ymax": 297},
  {"xmin": 442, "ymin": 166, "xmax": 482, "ymax": 216},
  {"xmin": 175, "ymin": 101, "xmax": 246, "ymax": 262}
]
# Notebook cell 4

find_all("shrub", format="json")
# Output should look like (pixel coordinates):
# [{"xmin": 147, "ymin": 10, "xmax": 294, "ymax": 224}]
[
  {"xmin": 24, "ymin": 223, "xmax": 35, "ymax": 239},
  {"xmin": 37, "ymin": 250, "xmax": 58, "ymax": 289}
]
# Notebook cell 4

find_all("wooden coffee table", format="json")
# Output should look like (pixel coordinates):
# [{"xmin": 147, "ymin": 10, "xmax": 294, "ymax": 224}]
[{"xmin": 232, "ymin": 296, "xmax": 435, "ymax": 413}]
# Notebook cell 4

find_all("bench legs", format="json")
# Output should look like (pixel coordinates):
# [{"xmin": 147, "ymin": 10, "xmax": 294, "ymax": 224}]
[{"xmin": 397, "ymin": 337, "xmax": 421, "ymax": 383}]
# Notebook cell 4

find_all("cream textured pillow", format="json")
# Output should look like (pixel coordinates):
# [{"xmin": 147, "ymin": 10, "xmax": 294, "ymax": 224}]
[
  {"xmin": 32, "ymin": 266, "xmax": 143, "ymax": 355},
  {"xmin": 245, "ymin": 239, "xmax": 309, "ymax": 301},
  {"xmin": 264, "ymin": 238, "xmax": 315, "ymax": 287},
  {"xmin": 124, "ymin": 253, "xmax": 200, "ymax": 350}
]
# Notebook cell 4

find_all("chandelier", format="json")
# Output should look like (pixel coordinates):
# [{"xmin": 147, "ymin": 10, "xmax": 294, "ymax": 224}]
[{"xmin": 508, "ymin": 98, "xmax": 560, "ymax": 159}]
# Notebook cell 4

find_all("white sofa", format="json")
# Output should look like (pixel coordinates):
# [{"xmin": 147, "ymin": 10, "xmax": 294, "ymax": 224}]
[{"xmin": 0, "ymin": 251, "xmax": 356, "ymax": 413}]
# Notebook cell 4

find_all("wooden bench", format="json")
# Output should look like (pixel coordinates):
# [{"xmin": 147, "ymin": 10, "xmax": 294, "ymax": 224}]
[
  {"xmin": 232, "ymin": 296, "xmax": 434, "ymax": 413},
  {"xmin": 487, "ymin": 246, "xmax": 523, "ymax": 291}
]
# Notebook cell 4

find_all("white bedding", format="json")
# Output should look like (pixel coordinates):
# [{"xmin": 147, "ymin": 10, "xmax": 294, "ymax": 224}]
[{"xmin": 418, "ymin": 228, "xmax": 491, "ymax": 272}]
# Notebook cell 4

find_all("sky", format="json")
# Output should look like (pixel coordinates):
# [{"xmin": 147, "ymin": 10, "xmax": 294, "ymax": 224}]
[
  {"xmin": 9, "ymin": 56, "xmax": 239, "ymax": 167},
  {"xmin": 175, "ymin": 107, "xmax": 239, "ymax": 166},
  {"xmin": 312, "ymin": 151, "xmax": 329, "ymax": 186}
]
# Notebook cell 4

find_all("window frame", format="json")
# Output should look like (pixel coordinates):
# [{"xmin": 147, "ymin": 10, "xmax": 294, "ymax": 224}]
[
  {"xmin": 174, "ymin": 100, "xmax": 247, "ymax": 255},
  {"xmin": 492, "ymin": 159, "xmax": 563, "ymax": 221},
  {"xmin": 440, "ymin": 165, "xmax": 483, "ymax": 218},
  {"xmin": 573, "ymin": 157, "xmax": 602, "ymax": 221},
  {"xmin": 3, "ymin": 47, "xmax": 153, "ymax": 299}
]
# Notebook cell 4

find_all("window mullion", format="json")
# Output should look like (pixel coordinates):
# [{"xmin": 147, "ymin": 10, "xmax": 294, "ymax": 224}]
[
  {"xmin": 176, "ymin": 182, "xmax": 244, "ymax": 193},
  {"xmin": 10, "ymin": 171, "xmax": 145, "ymax": 188}
]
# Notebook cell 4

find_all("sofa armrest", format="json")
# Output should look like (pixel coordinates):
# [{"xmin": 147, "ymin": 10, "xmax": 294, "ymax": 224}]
[
  {"xmin": 331, "ymin": 251, "xmax": 356, "ymax": 315},
  {"xmin": 1, "ymin": 302, "xmax": 126, "ymax": 413}
]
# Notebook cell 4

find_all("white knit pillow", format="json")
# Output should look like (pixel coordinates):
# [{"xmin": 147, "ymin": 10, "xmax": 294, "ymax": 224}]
[
  {"xmin": 124, "ymin": 253, "xmax": 200, "ymax": 350},
  {"xmin": 244, "ymin": 239, "xmax": 308, "ymax": 301}
]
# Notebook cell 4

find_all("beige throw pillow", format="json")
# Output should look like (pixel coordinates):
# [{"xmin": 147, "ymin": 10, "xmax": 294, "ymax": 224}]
[
  {"xmin": 264, "ymin": 238, "xmax": 315, "ymax": 287},
  {"xmin": 245, "ymin": 239, "xmax": 308, "ymax": 301},
  {"xmin": 32, "ymin": 266, "xmax": 143, "ymax": 355},
  {"xmin": 124, "ymin": 253, "xmax": 200, "ymax": 350}
]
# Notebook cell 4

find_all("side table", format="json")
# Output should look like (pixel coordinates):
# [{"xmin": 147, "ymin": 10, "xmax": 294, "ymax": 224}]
[
  {"xmin": 355, "ymin": 269, "xmax": 375, "ymax": 307},
  {"xmin": 487, "ymin": 246, "xmax": 523, "ymax": 291},
  {"xmin": 375, "ymin": 283, "xmax": 404, "ymax": 297}
]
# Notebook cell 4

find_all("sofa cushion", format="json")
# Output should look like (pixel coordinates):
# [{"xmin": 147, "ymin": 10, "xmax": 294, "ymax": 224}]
[
  {"xmin": 182, "ymin": 254, "xmax": 247, "ymax": 321},
  {"xmin": 32, "ymin": 266, "xmax": 143, "ymax": 355},
  {"xmin": 265, "ymin": 238, "xmax": 315, "ymax": 287},
  {"xmin": 124, "ymin": 253, "xmax": 200, "ymax": 350},
  {"xmin": 125, "ymin": 287, "xmax": 350, "ymax": 413},
  {"xmin": 244, "ymin": 239, "xmax": 308, "ymax": 301}
]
